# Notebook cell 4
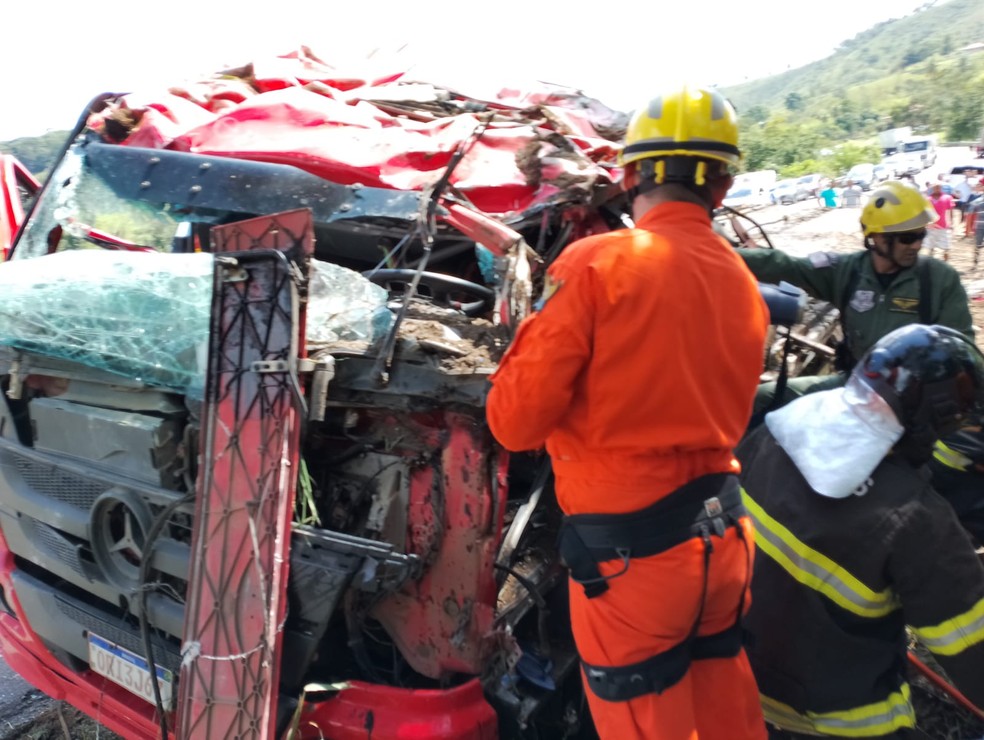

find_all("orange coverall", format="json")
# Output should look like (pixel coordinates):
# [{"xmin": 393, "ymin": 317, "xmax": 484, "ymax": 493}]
[{"xmin": 487, "ymin": 201, "xmax": 769, "ymax": 740}]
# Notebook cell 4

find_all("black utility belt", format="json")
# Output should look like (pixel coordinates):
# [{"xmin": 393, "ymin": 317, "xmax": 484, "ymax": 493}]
[
  {"xmin": 582, "ymin": 621, "xmax": 745, "ymax": 703},
  {"xmin": 557, "ymin": 473, "xmax": 745, "ymax": 598}
]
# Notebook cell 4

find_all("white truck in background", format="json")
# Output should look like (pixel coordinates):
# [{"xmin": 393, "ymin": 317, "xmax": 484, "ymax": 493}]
[
  {"xmin": 733, "ymin": 169, "xmax": 777, "ymax": 194},
  {"xmin": 878, "ymin": 127, "xmax": 913, "ymax": 156},
  {"xmin": 899, "ymin": 135, "xmax": 937, "ymax": 170}
]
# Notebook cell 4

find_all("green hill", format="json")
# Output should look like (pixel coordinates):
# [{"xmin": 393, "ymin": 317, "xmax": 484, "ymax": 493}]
[
  {"xmin": 726, "ymin": 0, "xmax": 984, "ymax": 111},
  {"xmin": 721, "ymin": 0, "xmax": 984, "ymax": 174},
  {"xmin": 0, "ymin": 130, "xmax": 70, "ymax": 180}
]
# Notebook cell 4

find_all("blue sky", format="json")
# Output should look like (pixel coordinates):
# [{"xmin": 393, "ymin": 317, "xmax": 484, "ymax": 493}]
[{"xmin": 0, "ymin": 0, "xmax": 942, "ymax": 140}]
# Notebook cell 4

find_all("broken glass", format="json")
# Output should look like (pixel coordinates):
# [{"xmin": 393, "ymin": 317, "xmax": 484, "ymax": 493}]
[
  {"xmin": 0, "ymin": 250, "xmax": 214, "ymax": 395},
  {"xmin": 307, "ymin": 260, "xmax": 393, "ymax": 344},
  {"xmin": 0, "ymin": 251, "xmax": 393, "ymax": 395}
]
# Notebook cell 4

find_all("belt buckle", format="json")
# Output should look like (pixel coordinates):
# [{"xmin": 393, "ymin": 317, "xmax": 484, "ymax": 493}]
[{"xmin": 703, "ymin": 496, "xmax": 723, "ymax": 518}]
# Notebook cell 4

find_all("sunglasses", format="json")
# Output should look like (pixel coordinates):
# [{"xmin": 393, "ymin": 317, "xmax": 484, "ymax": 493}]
[{"xmin": 894, "ymin": 230, "xmax": 927, "ymax": 244}]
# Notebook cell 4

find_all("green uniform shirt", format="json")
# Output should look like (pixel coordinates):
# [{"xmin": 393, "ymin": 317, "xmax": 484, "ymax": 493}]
[{"xmin": 739, "ymin": 248, "xmax": 974, "ymax": 362}]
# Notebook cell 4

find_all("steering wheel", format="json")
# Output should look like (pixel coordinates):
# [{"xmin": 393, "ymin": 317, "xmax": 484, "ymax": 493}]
[{"xmin": 363, "ymin": 269, "xmax": 495, "ymax": 317}]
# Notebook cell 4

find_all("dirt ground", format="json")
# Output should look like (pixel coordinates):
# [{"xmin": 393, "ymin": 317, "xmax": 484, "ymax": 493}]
[{"xmin": 0, "ymin": 703, "xmax": 121, "ymax": 740}]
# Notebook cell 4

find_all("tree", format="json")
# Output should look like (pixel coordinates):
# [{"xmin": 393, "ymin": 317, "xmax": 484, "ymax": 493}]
[
  {"xmin": 741, "ymin": 105, "xmax": 770, "ymax": 125},
  {"xmin": 824, "ymin": 142, "xmax": 882, "ymax": 175},
  {"xmin": 902, "ymin": 46, "xmax": 931, "ymax": 68},
  {"xmin": 785, "ymin": 92, "xmax": 804, "ymax": 111}
]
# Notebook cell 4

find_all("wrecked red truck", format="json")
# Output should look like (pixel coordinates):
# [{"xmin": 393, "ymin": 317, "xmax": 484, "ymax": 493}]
[{"xmin": 0, "ymin": 49, "xmax": 633, "ymax": 739}]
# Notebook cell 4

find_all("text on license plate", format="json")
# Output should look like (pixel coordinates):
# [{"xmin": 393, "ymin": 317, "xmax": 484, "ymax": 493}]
[{"xmin": 88, "ymin": 633, "xmax": 173, "ymax": 708}]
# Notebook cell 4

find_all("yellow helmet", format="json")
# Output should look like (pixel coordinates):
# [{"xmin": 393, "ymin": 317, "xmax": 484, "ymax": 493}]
[
  {"xmin": 620, "ymin": 86, "xmax": 741, "ymax": 168},
  {"xmin": 860, "ymin": 181, "xmax": 937, "ymax": 236}
]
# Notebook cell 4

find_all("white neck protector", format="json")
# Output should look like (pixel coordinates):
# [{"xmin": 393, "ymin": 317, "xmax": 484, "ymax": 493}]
[{"xmin": 765, "ymin": 376, "xmax": 904, "ymax": 499}]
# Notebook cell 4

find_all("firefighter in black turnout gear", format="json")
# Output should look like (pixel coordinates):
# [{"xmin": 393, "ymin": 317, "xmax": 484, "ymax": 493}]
[
  {"xmin": 737, "ymin": 324, "xmax": 984, "ymax": 738},
  {"xmin": 929, "ymin": 420, "xmax": 984, "ymax": 545}
]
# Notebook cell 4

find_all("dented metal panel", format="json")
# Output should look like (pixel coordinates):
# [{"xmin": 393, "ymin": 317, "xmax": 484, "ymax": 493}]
[{"xmin": 371, "ymin": 414, "xmax": 507, "ymax": 678}]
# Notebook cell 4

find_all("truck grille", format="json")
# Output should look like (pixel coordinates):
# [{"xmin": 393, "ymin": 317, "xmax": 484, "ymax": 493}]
[{"xmin": 15, "ymin": 457, "xmax": 106, "ymax": 511}]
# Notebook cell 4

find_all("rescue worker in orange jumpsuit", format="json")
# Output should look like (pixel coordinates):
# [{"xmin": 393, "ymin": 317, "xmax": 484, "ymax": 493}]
[{"xmin": 486, "ymin": 86, "xmax": 770, "ymax": 740}]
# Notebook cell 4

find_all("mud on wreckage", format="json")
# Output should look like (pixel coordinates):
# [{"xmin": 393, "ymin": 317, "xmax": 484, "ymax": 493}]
[{"xmin": 0, "ymin": 48, "xmax": 635, "ymax": 740}]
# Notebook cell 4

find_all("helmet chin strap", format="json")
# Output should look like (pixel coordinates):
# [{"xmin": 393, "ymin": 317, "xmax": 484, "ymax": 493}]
[{"xmin": 867, "ymin": 235, "xmax": 909, "ymax": 272}]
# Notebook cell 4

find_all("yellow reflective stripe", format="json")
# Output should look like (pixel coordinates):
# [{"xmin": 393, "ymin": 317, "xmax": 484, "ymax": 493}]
[
  {"xmin": 760, "ymin": 695, "xmax": 820, "ymax": 734},
  {"xmin": 932, "ymin": 440, "xmax": 972, "ymax": 471},
  {"xmin": 911, "ymin": 595, "xmax": 984, "ymax": 656},
  {"xmin": 761, "ymin": 685, "xmax": 915, "ymax": 738},
  {"xmin": 742, "ymin": 489, "xmax": 898, "ymax": 618}
]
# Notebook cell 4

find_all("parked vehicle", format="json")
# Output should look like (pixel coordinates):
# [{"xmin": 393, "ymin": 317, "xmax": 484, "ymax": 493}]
[
  {"xmin": 872, "ymin": 164, "xmax": 890, "ymax": 183},
  {"xmin": 796, "ymin": 173, "xmax": 825, "ymax": 198},
  {"xmin": 733, "ymin": 169, "xmax": 778, "ymax": 193},
  {"xmin": 0, "ymin": 51, "xmax": 633, "ymax": 740},
  {"xmin": 770, "ymin": 179, "xmax": 808, "ymax": 205},
  {"xmin": 724, "ymin": 183, "xmax": 770, "ymax": 209},
  {"xmin": 881, "ymin": 153, "xmax": 921, "ymax": 178},
  {"xmin": 845, "ymin": 163, "xmax": 876, "ymax": 191},
  {"xmin": 950, "ymin": 163, "xmax": 984, "ymax": 178}
]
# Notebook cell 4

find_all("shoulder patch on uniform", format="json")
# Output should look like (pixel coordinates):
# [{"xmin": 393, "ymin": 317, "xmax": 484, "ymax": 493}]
[
  {"xmin": 808, "ymin": 251, "xmax": 838, "ymax": 269},
  {"xmin": 534, "ymin": 274, "xmax": 564, "ymax": 312},
  {"xmin": 849, "ymin": 290, "xmax": 876, "ymax": 313}
]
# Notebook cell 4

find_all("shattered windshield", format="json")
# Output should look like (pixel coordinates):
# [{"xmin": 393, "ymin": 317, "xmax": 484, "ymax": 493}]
[
  {"xmin": 17, "ymin": 139, "xmax": 260, "ymax": 259},
  {"xmin": 13, "ymin": 134, "xmax": 424, "ymax": 265},
  {"xmin": 3, "ymin": 135, "xmax": 399, "ymax": 394},
  {"xmin": 18, "ymin": 156, "xmax": 196, "ymax": 258}
]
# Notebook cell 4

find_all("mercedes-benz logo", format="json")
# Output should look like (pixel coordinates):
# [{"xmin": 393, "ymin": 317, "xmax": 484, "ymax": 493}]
[{"xmin": 90, "ymin": 489, "xmax": 154, "ymax": 592}]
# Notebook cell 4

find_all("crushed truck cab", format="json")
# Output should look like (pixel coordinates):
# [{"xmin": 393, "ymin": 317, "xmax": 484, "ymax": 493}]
[{"xmin": 0, "ymin": 49, "xmax": 628, "ymax": 739}]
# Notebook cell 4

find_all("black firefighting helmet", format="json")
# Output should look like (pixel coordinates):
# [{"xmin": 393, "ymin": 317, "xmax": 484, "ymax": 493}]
[{"xmin": 853, "ymin": 324, "xmax": 984, "ymax": 465}]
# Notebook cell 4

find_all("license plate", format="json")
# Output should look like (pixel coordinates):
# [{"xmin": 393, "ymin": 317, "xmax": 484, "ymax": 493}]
[{"xmin": 88, "ymin": 633, "xmax": 173, "ymax": 708}]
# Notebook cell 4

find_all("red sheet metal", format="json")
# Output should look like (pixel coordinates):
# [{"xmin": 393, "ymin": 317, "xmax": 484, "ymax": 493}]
[
  {"xmin": 0, "ymin": 521, "xmax": 161, "ymax": 740},
  {"xmin": 371, "ymin": 413, "xmax": 508, "ymax": 679},
  {"xmin": 86, "ymin": 48, "xmax": 622, "ymax": 218},
  {"xmin": 299, "ymin": 679, "xmax": 498, "ymax": 740},
  {"xmin": 0, "ymin": 155, "xmax": 39, "ymax": 260}
]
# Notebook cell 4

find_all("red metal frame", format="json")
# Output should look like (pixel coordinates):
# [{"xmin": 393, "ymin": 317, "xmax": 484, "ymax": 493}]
[
  {"xmin": 0, "ymin": 155, "xmax": 40, "ymax": 260},
  {"xmin": 176, "ymin": 212, "xmax": 312, "ymax": 739}
]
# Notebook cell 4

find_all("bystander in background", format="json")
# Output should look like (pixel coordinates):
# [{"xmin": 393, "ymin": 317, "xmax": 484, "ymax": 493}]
[
  {"xmin": 841, "ymin": 180, "xmax": 862, "ymax": 208},
  {"xmin": 927, "ymin": 184, "xmax": 955, "ymax": 262},
  {"xmin": 819, "ymin": 181, "xmax": 838, "ymax": 208}
]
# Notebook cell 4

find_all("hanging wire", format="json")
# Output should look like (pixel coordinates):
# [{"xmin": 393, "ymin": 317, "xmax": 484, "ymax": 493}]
[{"xmin": 372, "ymin": 114, "xmax": 493, "ymax": 385}]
